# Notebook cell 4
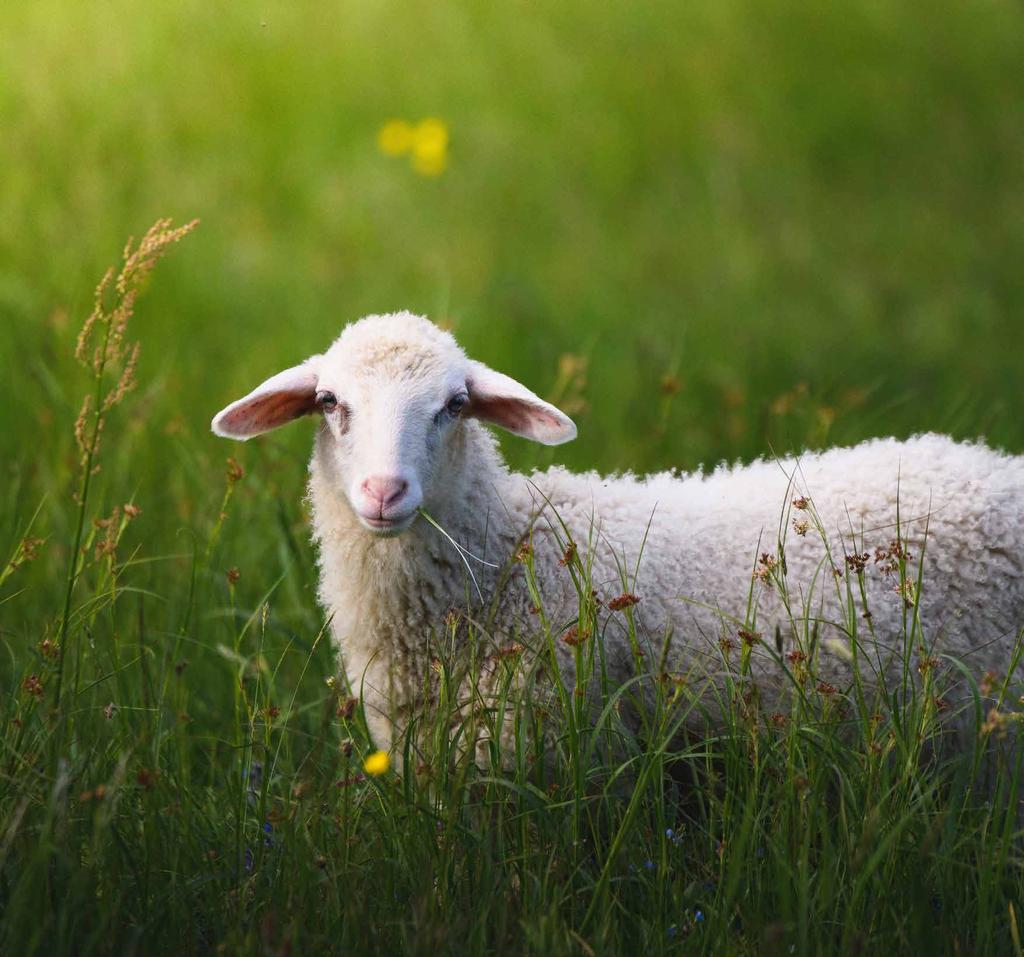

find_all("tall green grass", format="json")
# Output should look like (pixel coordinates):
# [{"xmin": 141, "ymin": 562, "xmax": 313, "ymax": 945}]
[{"xmin": 2, "ymin": 227, "xmax": 1024, "ymax": 955}]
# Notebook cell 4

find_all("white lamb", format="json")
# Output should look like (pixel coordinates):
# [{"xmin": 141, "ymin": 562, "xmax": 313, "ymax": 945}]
[{"xmin": 212, "ymin": 311, "xmax": 1024, "ymax": 757}]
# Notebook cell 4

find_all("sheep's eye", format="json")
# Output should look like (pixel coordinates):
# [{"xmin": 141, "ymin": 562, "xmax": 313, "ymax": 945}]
[
  {"xmin": 446, "ymin": 393, "xmax": 469, "ymax": 416},
  {"xmin": 317, "ymin": 391, "xmax": 339, "ymax": 412}
]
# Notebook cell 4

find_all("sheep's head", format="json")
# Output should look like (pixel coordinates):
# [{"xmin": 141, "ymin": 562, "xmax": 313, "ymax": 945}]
[{"xmin": 211, "ymin": 312, "xmax": 576, "ymax": 535}]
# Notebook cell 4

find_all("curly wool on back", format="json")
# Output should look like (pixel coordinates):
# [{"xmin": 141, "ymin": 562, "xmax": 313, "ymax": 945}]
[{"xmin": 213, "ymin": 312, "xmax": 1024, "ymax": 755}]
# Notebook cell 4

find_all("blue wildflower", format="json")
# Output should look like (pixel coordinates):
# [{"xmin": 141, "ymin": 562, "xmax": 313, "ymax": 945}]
[
  {"xmin": 694, "ymin": 910, "xmax": 704, "ymax": 923},
  {"xmin": 667, "ymin": 925, "xmax": 677, "ymax": 938},
  {"xmin": 644, "ymin": 859, "xmax": 655, "ymax": 871}
]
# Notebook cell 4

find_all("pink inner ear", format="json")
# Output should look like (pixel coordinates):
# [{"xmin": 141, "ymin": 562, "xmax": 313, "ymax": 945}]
[
  {"xmin": 219, "ymin": 388, "xmax": 318, "ymax": 435},
  {"xmin": 471, "ymin": 395, "xmax": 561, "ymax": 434}
]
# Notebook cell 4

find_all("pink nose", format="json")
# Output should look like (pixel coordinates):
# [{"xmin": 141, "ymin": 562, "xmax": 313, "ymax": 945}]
[{"xmin": 361, "ymin": 476, "xmax": 409, "ymax": 511}]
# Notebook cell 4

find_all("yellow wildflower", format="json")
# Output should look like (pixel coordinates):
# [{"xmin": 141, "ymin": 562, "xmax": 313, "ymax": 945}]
[
  {"xmin": 413, "ymin": 118, "xmax": 448, "ymax": 157},
  {"xmin": 379, "ymin": 117, "xmax": 450, "ymax": 176},
  {"xmin": 412, "ymin": 118, "xmax": 449, "ymax": 176},
  {"xmin": 363, "ymin": 750, "xmax": 390, "ymax": 776},
  {"xmin": 377, "ymin": 119, "xmax": 415, "ymax": 156}
]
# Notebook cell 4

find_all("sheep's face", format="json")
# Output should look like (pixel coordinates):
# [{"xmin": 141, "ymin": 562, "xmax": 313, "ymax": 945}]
[
  {"xmin": 313, "ymin": 349, "xmax": 471, "ymax": 535},
  {"xmin": 211, "ymin": 312, "xmax": 576, "ymax": 537}
]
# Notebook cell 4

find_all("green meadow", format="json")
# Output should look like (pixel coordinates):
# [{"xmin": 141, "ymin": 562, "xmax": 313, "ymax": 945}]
[{"xmin": 2, "ymin": 1, "xmax": 1024, "ymax": 953}]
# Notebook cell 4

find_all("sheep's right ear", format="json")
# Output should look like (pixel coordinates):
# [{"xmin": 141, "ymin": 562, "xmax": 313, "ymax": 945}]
[
  {"xmin": 466, "ymin": 360, "xmax": 577, "ymax": 446},
  {"xmin": 211, "ymin": 358, "xmax": 322, "ymax": 441}
]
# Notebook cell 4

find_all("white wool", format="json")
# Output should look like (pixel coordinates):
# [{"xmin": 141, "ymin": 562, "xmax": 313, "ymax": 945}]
[{"xmin": 215, "ymin": 312, "xmax": 1024, "ymax": 755}]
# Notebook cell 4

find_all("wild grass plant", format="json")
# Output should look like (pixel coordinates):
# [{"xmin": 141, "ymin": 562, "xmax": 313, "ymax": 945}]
[{"xmin": 2, "ymin": 227, "xmax": 1023, "ymax": 956}]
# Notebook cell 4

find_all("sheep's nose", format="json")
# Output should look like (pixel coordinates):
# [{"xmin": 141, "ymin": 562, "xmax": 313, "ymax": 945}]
[{"xmin": 361, "ymin": 476, "xmax": 409, "ymax": 510}]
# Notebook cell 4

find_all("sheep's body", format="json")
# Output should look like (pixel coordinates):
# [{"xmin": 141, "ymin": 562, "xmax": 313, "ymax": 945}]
[
  {"xmin": 312, "ymin": 422, "xmax": 1024, "ymax": 751},
  {"xmin": 214, "ymin": 311, "xmax": 1024, "ymax": 757}
]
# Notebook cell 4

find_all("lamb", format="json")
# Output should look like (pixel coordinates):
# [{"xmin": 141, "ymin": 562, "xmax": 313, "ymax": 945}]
[{"xmin": 212, "ymin": 311, "xmax": 1024, "ymax": 759}]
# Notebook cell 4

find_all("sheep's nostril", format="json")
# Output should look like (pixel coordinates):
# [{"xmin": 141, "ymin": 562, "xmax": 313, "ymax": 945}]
[{"xmin": 361, "ymin": 477, "xmax": 409, "ymax": 510}]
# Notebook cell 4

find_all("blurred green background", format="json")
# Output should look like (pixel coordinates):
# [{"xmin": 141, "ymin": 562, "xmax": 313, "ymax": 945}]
[{"xmin": 2, "ymin": 0, "xmax": 1024, "ymax": 578}]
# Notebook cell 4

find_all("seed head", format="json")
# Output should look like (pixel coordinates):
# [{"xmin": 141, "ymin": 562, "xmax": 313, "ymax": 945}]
[
  {"xmin": 844, "ymin": 552, "xmax": 870, "ymax": 575},
  {"xmin": 660, "ymin": 374, "xmax": 682, "ymax": 397},
  {"xmin": 336, "ymin": 696, "xmax": 358, "ymax": 720},
  {"xmin": 894, "ymin": 579, "xmax": 917, "ymax": 608},
  {"xmin": 753, "ymin": 553, "xmax": 778, "ymax": 586},
  {"xmin": 981, "ymin": 708, "xmax": 1013, "ymax": 738},
  {"xmin": 561, "ymin": 625, "xmax": 591, "ymax": 647},
  {"xmin": 39, "ymin": 639, "xmax": 60, "ymax": 660},
  {"xmin": 226, "ymin": 457, "xmax": 245, "ymax": 485},
  {"xmin": 8, "ymin": 536, "xmax": 44, "ymax": 572},
  {"xmin": 608, "ymin": 592, "xmax": 640, "ymax": 611},
  {"xmin": 22, "ymin": 674, "xmax": 44, "ymax": 698}
]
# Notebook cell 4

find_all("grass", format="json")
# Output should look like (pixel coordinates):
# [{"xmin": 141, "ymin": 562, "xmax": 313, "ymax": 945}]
[{"xmin": 2, "ymin": 0, "xmax": 1024, "ymax": 953}]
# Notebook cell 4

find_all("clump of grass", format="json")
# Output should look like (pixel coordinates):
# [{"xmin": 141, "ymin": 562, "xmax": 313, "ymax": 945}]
[
  {"xmin": 2, "ymin": 224, "xmax": 1024, "ymax": 956},
  {"xmin": 56, "ymin": 218, "xmax": 198, "ymax": 720}
]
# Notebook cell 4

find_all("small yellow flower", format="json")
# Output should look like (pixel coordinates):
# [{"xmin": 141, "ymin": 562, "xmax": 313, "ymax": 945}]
[
  {"xmin": 409, "ymin": 117, "xmax": 450, "ymax": 177},
  {"xmin": 377, "ymin": 119, "xmax": 414, "ymax": 156},
  {"xmin": 325, "ymin": 675, "xmax": 337, "ymax": 689},
  {"xmin": 378, "ymin": 116, "xmax": 450, "ymax": 176},
  {"xmin": 363, "ymin": 750, "xmax": 390, "ymax": 776},
  {"xmin": 413, "ymin": 118, "xmax": 448, "ymax": 157},
  {"xmin": 411, "ymin": 118, "xmax": 449, "ymax": 176}
]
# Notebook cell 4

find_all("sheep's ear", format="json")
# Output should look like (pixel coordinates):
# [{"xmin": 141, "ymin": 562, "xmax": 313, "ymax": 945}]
[
  {"xmin": 466, "ymin": 360, "xmax": 577, "ymax": 446},
  {"xmin": 211, "ymin": 358, "xmax": 322, "ymax": 440}
]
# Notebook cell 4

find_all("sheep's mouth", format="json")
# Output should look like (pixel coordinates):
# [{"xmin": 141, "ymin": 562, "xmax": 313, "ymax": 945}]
[{"xmin": 360, "ymin": 513, "xmax": 417, "ymax": 536}]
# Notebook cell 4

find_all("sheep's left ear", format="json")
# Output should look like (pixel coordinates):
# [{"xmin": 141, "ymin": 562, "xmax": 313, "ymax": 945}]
[
  {"xmin": 466, "ymin": 360, "xmax": 577, "ymax": 446},
  {"xmin": 211, "ymin": 357, "xmax": 322, "ymax": 440}
]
